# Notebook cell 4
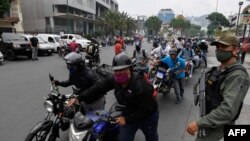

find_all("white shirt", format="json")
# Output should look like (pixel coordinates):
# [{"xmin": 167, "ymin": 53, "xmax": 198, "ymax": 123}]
[{"xmin": 151, "ymin": 45, "xmax": 171, "ymax": 58}]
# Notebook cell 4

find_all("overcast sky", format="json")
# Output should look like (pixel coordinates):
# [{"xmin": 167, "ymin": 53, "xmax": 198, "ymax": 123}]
[{"xmin": 118, "ymin": 0, "xmax": 250, "ymax": 18}]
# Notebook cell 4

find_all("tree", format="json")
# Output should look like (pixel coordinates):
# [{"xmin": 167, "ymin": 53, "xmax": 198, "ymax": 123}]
[
  {"xmin": 97, "ymin": 10, "xmax": 136, "ymax": 36},
  {"xmin": 187, "ymin": 24, "xmax": 202, "ymax": 37},
  {"xmin": 170, "ymin": 15, "xmax": 191, "ymax": 36},
  {"xmin": 206, "ymin": 12, "xmax": 230, "ymax": 36},
  {"xmin": 145, "ymin": 16, "xmax": 162, "ymax": 35},
  {"xmin": 0, "ymin": 0, "xmax": 10, "ymax": 18}
]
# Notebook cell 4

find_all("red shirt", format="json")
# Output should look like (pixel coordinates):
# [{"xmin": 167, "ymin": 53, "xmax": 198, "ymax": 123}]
[{"xmin": 69, "ymin": 42, "xmax": 78, "ymax": 52}]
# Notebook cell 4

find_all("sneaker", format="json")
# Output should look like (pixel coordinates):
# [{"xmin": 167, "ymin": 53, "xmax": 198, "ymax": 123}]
[
  {"xmin": 175, "ymin": 99, "xmax": 181, "ymax": 104},
  {"xmin": 189, "ymin": 74, "xmax": 192, "ymax": 78},
  {"xmin": 35, "ymin": 58, "xmax": 38, "ymax": 60}
]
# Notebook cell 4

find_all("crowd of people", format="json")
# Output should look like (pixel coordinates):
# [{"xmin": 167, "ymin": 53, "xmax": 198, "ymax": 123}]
[{"xmin": 52, "ymin": 33, "xmax": 249, "ymax": 141}]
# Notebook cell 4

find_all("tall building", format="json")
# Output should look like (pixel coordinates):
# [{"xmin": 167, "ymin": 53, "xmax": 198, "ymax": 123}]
[
  {"xmin": 136, "ymin": 15, "xmax": 147, "ymax": 35},
  {"xmin": 158, "ymin": 9, "xmax": 175, "ymax": 24},
  {"xmin": 21, "ymin": 0, "xmax": 119, "ymax": 34}
]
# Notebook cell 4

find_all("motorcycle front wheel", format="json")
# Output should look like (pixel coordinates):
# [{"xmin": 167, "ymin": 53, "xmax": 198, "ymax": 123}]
[{"xmin": 25, "ymin": 121, "xmax": 55, "ymax": 141}]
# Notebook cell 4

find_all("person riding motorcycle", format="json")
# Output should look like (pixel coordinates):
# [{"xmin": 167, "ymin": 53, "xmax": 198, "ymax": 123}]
[
  {"xmin": 178, "ymin": 42, "xmax": 195, "ymax": 78},
  {"xmin": 151, "ymin": 41, "xmax": 171, "ymax": 59},
  {"xmin": 158, "ymin": 48, "xmax": 186, "ymax": 104},
  {"xmin": 67, "ymin": 52, "xmax": 159, "ymax": 141},
  {"xmin": 131, "ymin": 42, "xmax": 150, "ymax": 74},
  {"xmin": 197, "ymin": 39, "xmax": 208, "ymax": 67},
  {"xmin": 54, "ymin": 52, "xmax": 105, "ymax": 112}
]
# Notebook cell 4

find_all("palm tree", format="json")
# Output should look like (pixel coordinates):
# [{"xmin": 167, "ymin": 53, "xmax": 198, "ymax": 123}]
[{"xmin": 97, "ymin": 10, "xmax": 136, "ymax": 36}]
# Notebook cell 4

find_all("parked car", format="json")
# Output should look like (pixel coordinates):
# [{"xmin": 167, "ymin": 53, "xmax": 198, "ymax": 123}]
[
  {"xmin": 21, "ymin": 34, "xmax": 54, "ymax": 56},
  {"xmin": 0, "ymin": 51, "xmax": 4, "ymax": 64},
  {"xmin": 37, "ymin": 34, "xmax": 61, "ymax": 52},
  {"xmin": 0, "ymin": 32, "xmax": 31, "ymax": 60},
  {"xmin": 61, "ymin": 34, "xmax": 91, "ymax": 50}
]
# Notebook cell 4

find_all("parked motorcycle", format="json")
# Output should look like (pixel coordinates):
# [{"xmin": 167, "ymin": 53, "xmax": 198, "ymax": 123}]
[
  {"xmin": 152, "ymin": 62, "xmax": 180, "ymax": 96},
  {"xmin": 69, "ymin": 102, "xmax": 125, "ymax": 141},
  {"xmin": 24, "ymin": 74, "xmax": 75, "ymax": 141}
]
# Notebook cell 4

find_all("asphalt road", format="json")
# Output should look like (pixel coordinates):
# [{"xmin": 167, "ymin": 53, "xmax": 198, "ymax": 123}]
[{"xmin": 0, "ymin": 40, "xmax": 205, "ymax": 141}]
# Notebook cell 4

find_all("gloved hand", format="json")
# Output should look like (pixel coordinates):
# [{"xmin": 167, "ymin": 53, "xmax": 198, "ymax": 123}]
[{"xmin": 54, "ymin": 80, "xmax": 61, "ymax": 86}]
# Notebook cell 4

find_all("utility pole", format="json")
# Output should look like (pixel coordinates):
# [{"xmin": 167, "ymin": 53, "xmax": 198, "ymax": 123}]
[
  {"xmin": 66, "ymin": 0, "xmax": 69, "ymax": 33},
  {"xmin": 236, "ymin": 1, "xmax": 244, "ymax": 36}
]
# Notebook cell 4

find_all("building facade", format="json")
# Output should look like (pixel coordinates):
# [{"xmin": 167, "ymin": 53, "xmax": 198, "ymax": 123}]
[
  {"xmin": 158, "ymin": 9, "xmax": 175, "ymax": 24},
  {"xmin": 21, "ymin": 0, "xmax": 118, "ymax": 34},
  {"xmin": 135, "ymin": 15, "xmax": 147, "ymax": 36},
  {"xmin": 0, "ymin": 0, "xmax": 23, "ymax": 33}
]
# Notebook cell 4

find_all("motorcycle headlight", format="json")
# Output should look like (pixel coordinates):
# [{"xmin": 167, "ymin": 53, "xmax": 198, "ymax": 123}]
[{"xmin": 44, "ymin": 100, "xmax": 54, "ymax": 113}]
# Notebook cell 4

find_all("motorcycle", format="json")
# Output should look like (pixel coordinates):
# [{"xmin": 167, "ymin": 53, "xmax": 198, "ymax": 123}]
[
  {"xmin": 152, "ymin": 62, "xmax": 180, "ymax": 96},
  {"xmin": 25, "ymin": 74, "xmax": 75, "ymax": 141},
  {"xmin": 185, "ymin": 59, "xmax": 192, "ymax": 80},
  {"xmin": 69, "ymin": 102, "xmax": 125, "ymax": 141}
]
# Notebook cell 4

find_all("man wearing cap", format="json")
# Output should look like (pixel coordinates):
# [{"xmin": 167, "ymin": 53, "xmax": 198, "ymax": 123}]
[{"xmin": 187, "ymin": 33, "xmax": 250, "ymax": 141}]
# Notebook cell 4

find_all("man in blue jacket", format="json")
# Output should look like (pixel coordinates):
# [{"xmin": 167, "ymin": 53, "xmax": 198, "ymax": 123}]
[{"xmin": 160, "ymin": 48, "xmax": 186, "ymax": 104}]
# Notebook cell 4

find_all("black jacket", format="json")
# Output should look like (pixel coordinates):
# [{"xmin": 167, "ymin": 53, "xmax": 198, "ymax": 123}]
[
  {"xmin": 77, "ymin": 72, "xmax": 158, "ymax": 123},
  {"xmin": 59, "ymin": 67, "xmax": 100, "ymax": 94}
]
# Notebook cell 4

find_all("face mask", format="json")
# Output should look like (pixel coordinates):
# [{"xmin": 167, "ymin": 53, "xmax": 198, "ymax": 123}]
[
  {"xmin": 215, "ymin": 49, "xmax": 233, "ymax": 62},
  {"xmin": 114, "ymin": 72, "xmax": 129, "ymax": 84}
]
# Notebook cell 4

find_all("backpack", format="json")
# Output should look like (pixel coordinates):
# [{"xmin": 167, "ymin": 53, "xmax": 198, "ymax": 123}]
[{"xmin": 86, "ymin": 44, "xmax": 98, "ymax": 56}]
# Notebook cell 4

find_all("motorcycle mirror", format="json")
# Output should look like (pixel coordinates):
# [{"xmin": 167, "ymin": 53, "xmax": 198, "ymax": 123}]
[{"xmin": 49, "ymin": 73, "xmax": 54, "ymax": 81}]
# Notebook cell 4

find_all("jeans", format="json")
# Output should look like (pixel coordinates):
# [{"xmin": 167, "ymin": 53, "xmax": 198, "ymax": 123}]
[
  {"xmin": 119, "ymin": 109, "xmax": 159, "ymax": 141},
  {"xmin": 32, "ymin": 47, "xmax": 38, "ymax": 59},
  {"xmin": 172, "ymin": 77, "xmax": 185, "ymax": 100}
]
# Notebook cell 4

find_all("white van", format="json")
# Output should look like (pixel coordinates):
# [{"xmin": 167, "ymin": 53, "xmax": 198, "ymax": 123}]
[{"xmin": 37, "ymin": 34, "xmax": 61, "ymax": 52}]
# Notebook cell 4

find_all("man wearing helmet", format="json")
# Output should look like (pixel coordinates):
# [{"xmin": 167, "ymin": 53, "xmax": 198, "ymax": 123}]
[
  {"xmin": 68, "ymin": 52, "xmax": 159, "ymax": 141},
  {"xmin": 54, "ymin": 52, "xmax": 105, "ymax": 112},
  {"xmin": 158, "ymin": 48, "xmax": 186, "ymax": 104}
]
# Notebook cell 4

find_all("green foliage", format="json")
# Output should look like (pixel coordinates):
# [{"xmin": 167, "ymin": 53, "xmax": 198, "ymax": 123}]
[
  {"xmin": 145, "ymin": 16, "xmax": 162, "ymax": 35},
  {"xmin": 0, "ymin": 0, "xmax": 10, "ymax": 18},
  {"xmin": 97, "ymin": 10, "xmax": 136, "ymax": 36},
  {"xmin": 170, "ymin": 16, "xmax": 192, "ymax": 36},
  {"xmin": 206, "ymin": 12, "xmax": 230, "ymax": 36}
]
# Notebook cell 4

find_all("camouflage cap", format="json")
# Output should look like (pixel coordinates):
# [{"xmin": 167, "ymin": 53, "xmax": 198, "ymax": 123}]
[{"xmin": 210, "ymin": 33, "xmax": 239, "ymax": 47}]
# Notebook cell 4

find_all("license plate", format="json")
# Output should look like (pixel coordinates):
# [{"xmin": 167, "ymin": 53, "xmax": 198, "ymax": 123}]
[
  {"xmin": 85, "ymin": 59, "xmax": 89, "ymax": 63},
  {"xmin": 156, "ymin": 71, "xmax": 164, "ymax": 79},
  {"xmin": 26, "ymin": 48, "xmax": 30, "ymax": 51},
  {"xmin": 48, "ymin": 50, "xmax": 51, "ymax": 52}
]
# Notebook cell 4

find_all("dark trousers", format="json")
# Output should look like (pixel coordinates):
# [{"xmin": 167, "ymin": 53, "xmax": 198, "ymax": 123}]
[
  {"xmin": 241, "ymin": 51, "xmax": 246, "ymax": 64},
  {"xmin": 119, "ymin": 109, "xmax": 159, "ymax": 141}
]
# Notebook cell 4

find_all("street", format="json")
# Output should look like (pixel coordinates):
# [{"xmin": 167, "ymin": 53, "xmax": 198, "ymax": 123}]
[{"xmin": 0, "ymin": 40, "xmax": 250, "ymax": 141}]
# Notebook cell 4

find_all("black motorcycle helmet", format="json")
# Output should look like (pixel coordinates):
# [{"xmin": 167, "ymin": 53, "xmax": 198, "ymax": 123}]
[
  {"xmin": 64, "ymin": 52, "xmax": 85, "ymax": 73},
  {"xmin": 112, "ymin": 52, "xmax": 132, "ymax": 71}
]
